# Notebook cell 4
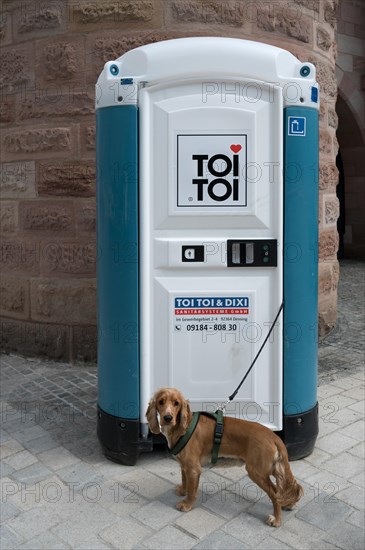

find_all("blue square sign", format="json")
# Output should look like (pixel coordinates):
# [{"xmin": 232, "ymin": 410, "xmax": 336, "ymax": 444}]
[{"xmin": 288, "ymin": 116, "xmax": 306, "ymax": 136}]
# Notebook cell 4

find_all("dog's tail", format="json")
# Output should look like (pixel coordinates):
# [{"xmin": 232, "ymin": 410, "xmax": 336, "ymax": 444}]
[{"xmin": 272, "ymin": 442, "xmax": 303, "ymax": 508}]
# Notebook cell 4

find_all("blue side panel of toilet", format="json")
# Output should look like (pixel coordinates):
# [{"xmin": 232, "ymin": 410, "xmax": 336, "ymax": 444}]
[
  {"xmin": 283, "ymin": 107, "xmax": 319, "ymax": 415},
  {"xmin": 96, "ymin": 105, "xmax": 139, "ymax": 420}
]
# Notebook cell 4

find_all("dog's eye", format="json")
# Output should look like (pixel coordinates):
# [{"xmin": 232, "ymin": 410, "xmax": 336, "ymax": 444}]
[
  {"xmin": 174, "ymin": 400, "xmax": 180, "ymax": 407},
  {"xmin": 158, "ymin": 399, "xmax": 164, "ymax": 406}
]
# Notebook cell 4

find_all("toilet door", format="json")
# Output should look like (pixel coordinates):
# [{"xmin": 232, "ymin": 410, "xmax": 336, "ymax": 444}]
[{"xmin": 139, "ymin": 79, "xmax": 283, "ymax": 430}]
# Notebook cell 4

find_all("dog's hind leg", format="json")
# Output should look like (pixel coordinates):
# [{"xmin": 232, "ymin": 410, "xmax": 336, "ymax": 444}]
[
  {"xmin": 246, "ymin": 466, "xmax": 282, "ymax": 527},
  {"xmin": 272, "ymin": 450, "xmax": 304, "ymax": 511}
]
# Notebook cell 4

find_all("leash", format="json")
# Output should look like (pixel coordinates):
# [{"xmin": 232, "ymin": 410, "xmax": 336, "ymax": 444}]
[{"xmin": 217, "ymin": 301, "xmax": 284, "ymax": 412}]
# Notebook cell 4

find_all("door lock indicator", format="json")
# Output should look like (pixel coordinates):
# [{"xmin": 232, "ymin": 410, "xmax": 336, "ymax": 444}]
[
  {"xmin": 227, "ymin": 240, "xmax": 277, "ymax": 267},
  {"xmin": 182, "ymin": 245, "xmax": 204, "ymax": 262}
]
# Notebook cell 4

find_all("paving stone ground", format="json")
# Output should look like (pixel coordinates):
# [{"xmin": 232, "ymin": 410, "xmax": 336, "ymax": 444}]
[{"xmin": 1, "ymin": 260, "xmax": 364, "ymax": 549}]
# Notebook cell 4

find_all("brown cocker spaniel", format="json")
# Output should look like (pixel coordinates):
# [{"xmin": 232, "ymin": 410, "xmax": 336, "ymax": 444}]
[{"xmin": 146, "ymin": 387, "xmax": 303, "ymax": 527}]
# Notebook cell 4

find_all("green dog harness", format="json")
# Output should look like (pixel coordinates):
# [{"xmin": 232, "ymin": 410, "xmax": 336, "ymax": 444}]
[{"xmin": 169, "ymin": 410, "xmax": 224, "ymax": 464}]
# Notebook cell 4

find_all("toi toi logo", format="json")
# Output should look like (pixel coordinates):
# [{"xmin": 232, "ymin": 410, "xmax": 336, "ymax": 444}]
[
  {"xmin": 177, "ymin": 134, "xmax": 247, "ymax": 208},
  {"xmin": 192, "ymin": 144, "xmax": 242, "ymax": 202}
]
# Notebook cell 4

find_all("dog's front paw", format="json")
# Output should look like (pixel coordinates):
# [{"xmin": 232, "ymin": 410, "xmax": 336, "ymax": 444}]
[
  {"xmin": 176, "ymin": 500, "xmax": 193, "ymax": 512},
  {"xmin": 266, "ymin": 515, "xmax": 281, "ymax": 528},
  {"xmin": 175, "ymin": 485, "xmax": 186, "ymax": 496}
]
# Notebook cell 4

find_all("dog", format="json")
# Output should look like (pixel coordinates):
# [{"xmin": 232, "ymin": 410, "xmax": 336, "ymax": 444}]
[{"xmin": 146, "ymin": 387, "xmax": 303, "ymax": 527}]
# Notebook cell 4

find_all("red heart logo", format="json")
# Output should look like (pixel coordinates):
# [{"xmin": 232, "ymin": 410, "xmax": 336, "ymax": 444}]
[{"xmin": 230, "ymin": 144, "xmax": 242, "ymax": 153}]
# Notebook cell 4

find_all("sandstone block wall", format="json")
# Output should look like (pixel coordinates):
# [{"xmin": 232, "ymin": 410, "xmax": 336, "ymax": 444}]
[
  {"xmin": 336, "ymin": 0, "xmax": 365, "ymax": 260},
  {"xmin": 0, "ymin": 0, "xmax": 340, "ymax": 361}
]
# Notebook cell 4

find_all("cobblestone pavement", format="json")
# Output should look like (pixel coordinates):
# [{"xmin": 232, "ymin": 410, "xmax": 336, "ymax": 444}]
[{"xmin": 1, "ymin": 260, "xmax": 364, "ymax": 549}]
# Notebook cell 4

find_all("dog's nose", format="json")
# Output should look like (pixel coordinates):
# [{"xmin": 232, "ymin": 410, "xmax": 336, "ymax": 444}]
[{"xmin": 163, "ymin": 415, "xmax": 173, "ymax": 423}]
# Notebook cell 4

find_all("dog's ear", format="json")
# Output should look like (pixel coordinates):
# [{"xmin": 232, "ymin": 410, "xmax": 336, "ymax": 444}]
[
  {"xmin": 179, "ymin": 398, "xmax": 191, "ymax": 432},
  {"xmin": 146, "ymin": 398, "xmax": 160, "ymax": 434}
]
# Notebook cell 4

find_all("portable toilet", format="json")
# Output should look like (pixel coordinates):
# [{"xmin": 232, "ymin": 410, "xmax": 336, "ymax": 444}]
[{"xmin": 96, "ymin": 37, "xmax": 319, "ymax": 465}]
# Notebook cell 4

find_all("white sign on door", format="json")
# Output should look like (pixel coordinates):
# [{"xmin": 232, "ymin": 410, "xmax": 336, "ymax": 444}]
[{"xmin": 177, "ymin": 134, "xmax": 247, "ymax": 207}]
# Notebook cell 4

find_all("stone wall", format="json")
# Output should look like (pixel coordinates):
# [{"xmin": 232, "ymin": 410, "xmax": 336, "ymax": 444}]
[
  {"xmin": 0, "ymin": 0, "xmax": 340, "ymax": 361},
  {"xmin": 336, "ymin": 0, "xmax": 365, "ymax": 260}
]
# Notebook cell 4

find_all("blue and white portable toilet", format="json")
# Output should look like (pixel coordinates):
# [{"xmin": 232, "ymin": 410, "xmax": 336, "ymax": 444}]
[{"xmin": 96, "ymin": 37, "xmax": 319, "ymax": 466}]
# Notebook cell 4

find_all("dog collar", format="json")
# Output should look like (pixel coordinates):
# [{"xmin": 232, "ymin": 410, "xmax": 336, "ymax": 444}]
[
  {"xmin": 169, "ymin": 411, "xmax": 201, "ymax": 456},
  {"xmin": 169, "ymin": 410, "xmax": 224, "ymax": 464}
]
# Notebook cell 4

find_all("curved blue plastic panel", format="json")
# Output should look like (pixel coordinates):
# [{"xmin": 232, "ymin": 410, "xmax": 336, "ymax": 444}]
[
  {"xmin": 96, "ymin": 105, "xmax": 139, "ymax": 419},
  {"xmin": 283, "ymin": 107, "xmax": 319, "ymax": 415}
]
